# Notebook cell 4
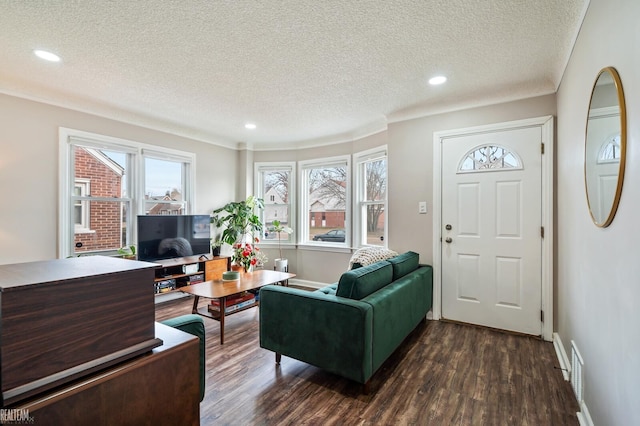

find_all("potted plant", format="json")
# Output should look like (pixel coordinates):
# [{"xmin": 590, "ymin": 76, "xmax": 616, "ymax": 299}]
[
  {"xmin": 211, "ymin": 196, "xmax": 265, "ymax": 268},
  {"xmin": 117, "ymin": 245, "xmax": 136, "ymax": 260},
  {"xmin": 271, "ymin": 219, "xmax": 293, "ymax": 272},
  {"xmin": 210, "ymin": 239, "xmax": 222, "ymax": 257}
]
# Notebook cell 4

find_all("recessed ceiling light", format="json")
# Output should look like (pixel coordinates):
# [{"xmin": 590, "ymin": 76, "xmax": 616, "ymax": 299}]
[
  {"xmin": 245, "ymin": 123, "xmax": 257, "ymax": 130},
  {"xmin": 429, "ymin": 75, "xmax": 447, "ymax": 85},
  {"xmin": 34, "ymin": 49, "xmax": 61, "ymax": 62}
]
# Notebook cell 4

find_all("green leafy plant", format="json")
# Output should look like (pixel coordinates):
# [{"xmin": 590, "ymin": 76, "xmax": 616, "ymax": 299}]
[
  {"xmin": 211, "ymin": 195, "xmax": 265, "ymax": 248},
  {"xmin": 271, "ymin": 219, "xmax": 293, "ymax": 260},
  {"xmin": 117, "ymin": 245, "xmax": 136, "ymax": 258}
]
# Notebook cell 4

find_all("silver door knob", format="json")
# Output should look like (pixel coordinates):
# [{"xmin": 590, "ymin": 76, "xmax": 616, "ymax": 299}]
[{"xmin": 445, "ymin": 237, "xmax": 453, "ymax": 243}]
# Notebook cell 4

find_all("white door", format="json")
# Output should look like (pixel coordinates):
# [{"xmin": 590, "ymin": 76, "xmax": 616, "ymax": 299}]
[
  {"xmin": 441, "ymin": 126, "xmax": 542, "ymax": 335},
  {"xmin": 585, "ymin": 112, "xmax": 621, "ymax": 221}
]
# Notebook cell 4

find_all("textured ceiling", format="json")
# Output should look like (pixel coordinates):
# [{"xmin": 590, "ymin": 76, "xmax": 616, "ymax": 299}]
[{"xmin": 0, "ymin": 1, "xmax": 588, "ymax": 149}]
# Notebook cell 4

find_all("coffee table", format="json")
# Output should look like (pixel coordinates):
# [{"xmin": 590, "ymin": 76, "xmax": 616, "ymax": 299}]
[{"xmin": 179, "ymin": 269, "xmax": 295, "ymax": 344}]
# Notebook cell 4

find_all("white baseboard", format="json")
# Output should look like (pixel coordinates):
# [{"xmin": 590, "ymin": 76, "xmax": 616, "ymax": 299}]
[
  {"xmin": 577, "ymin": 400, "xmax": 594, "ymax": 426},
  {"xmin": 553, "ymin": 332, "xmax": 571, "ymax": 381},
  {"xmin": 155, "ymin": 291, "xmax": 189, "ymax": 304},
  {"xmin": 288, "ymin": 278, "xmax": 328, "ymax": 289},
  {"xmin": 554, "ymin": 333, "xmax": 594, "ymax": 426}
]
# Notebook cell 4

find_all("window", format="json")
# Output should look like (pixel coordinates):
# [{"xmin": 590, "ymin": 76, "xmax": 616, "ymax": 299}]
[
  {"xmin": 143, "ymin": 153, "xmax": 190, "ymax": 215},
  {"xmin": 300, "ymin": 156, "xmax": 350, "ymax": 246},
  {"xmin": 355, "ymin": 147, "xmax": 387, "ymax": 247},
  {"xmin": 59, "ymin": 128, "xmax": 195, "ymax": 258},
  {"xmin": 74, "ymin": 179, "xmax": 91, "ymax": 232},
  {"xmin": 598, "ymin": 134, "xmax": 621, "ymax": 163},
  {"xmin": 255, "ymin": 162, "xmax": 295, "ymax": 243},
  {"xmin": 458, "ymin": 144, "xmax": 522, "ymax": 172}
]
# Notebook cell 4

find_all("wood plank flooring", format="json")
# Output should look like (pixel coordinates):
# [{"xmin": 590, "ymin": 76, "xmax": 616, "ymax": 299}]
[{"xmin": 155, "ymin": 295, "xmax": 579, "ymax": 425}]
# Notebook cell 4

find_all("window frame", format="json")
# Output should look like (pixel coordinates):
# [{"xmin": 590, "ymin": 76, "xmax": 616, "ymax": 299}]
[
  {"xmin": 354, "ymin": 146, "xmax": 388, "ymax": 248},
  {"xmin": 59, "ymin": 128, "xmax": 196, "ymax": 258},
  {"xmin": 254, "ymin": 162, "xmax": 296, "ymax": 246},
  {"xmin": 73, "ymin": 178, "xmax": 92, "ymax": 233},
  {"xmin": 299, "ymin": 155, "xmax": 351, "ymax": 249}
]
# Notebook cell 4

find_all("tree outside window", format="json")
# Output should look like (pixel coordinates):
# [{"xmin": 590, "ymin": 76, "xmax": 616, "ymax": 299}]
[
  {"xmin": 356, "ymin": 148, "xmax": 387, "ymax": 247},
  {"xmin": 255, "ymin": 163, "xmax": 294, "ymax": 243},
  {"xmin": 301, "ymin": 156, "xmax": 350, "ymax": 245}
]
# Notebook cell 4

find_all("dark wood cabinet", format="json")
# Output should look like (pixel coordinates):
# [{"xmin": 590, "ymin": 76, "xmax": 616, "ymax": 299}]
[
  {"xmin": 0, "ymin": 256, "xmax": 161, "ymax": 406},
  {"xmin": 12, "ymin": 323, "xmax": 200, "ymax": 425}
]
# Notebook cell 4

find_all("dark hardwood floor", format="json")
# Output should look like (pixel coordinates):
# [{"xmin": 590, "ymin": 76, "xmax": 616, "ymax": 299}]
[{"xmin": 155, "ymin": 295, "xmax": 579, "ymax": 425}]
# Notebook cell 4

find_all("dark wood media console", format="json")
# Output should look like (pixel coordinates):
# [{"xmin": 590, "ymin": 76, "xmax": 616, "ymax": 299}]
[{"xmin": 0, "ymin": 256, "xmax": 162, "ymax": 407}]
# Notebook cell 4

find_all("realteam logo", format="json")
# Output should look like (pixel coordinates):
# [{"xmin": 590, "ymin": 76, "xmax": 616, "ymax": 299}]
[{"xmin": 0, "ymin": 409, "xmax": 34, "ymax": 424}]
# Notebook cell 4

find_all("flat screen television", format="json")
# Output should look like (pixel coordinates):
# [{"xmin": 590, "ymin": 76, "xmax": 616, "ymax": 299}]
[{"xmin": 137, "ymin": 215, "xmax": 211, "ymax": 262}]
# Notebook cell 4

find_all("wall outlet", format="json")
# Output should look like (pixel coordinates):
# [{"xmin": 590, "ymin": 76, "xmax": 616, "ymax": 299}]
[{"xmin": 418, "ymin": 201, "xmax": 427, "ymax": 214}]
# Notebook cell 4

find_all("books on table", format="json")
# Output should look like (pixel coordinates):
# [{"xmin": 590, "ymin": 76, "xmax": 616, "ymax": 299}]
[{"xmin": 207, "ymin": 292, "xmax": 256, "ymax": 314}]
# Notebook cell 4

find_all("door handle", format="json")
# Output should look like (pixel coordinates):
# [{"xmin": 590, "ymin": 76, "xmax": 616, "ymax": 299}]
[{"xmin": 445, "ymin": 237, "xmax": 453, "ymax": 243}]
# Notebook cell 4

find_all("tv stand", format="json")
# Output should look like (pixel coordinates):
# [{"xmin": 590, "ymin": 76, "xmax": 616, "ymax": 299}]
[{"xmin": 153, "ymin": 255, "xmax": 230, "ymax": 294}]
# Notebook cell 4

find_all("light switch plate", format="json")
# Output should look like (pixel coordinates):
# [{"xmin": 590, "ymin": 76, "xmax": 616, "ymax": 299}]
[{"xmin": 418, "ymin": 201, "xmax": 427, "ymax": 214}]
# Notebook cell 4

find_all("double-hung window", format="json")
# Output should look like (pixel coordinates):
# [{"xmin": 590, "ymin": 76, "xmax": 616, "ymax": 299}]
[
  {"xmin": 59, "ymin": 128, "xmax": 194, "ymax": 258},
  {"xmin": 299, "ymin": 156, "xmax": 350, "ymax": 246},
  {"xmin": 254, "ymin": 162, "xmax": 295, "ymax": 243},
  {"xmin": 354, "ymin": 146, "xmax": 387, "ymax": 247}
]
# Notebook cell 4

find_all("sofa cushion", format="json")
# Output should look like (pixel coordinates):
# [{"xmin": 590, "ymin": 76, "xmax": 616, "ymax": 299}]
[
  {"xmin": 387, "ymin": 251, "xmax": 420, "ymax": 281},
  {"xmin": 336, "ymin": 261, "xmax": 393, "ymax": 300}
]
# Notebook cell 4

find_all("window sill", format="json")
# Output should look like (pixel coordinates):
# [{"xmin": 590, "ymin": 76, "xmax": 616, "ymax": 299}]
[
  {"xmin": 74, "ymin": 228, "xmax": 96, "ymax": 235},
  {"xmin": 297, "ymin": 244, "xmax": 352, "ymax": 254}
]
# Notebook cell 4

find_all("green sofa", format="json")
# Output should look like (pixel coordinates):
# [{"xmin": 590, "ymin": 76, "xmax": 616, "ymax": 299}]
[{"xmin": 259, "ymin": 251, "xmax": 433, "ymax": 388}]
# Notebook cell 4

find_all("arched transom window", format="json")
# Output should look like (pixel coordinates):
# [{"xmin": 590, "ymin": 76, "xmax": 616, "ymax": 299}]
[
  {"xmin": 458, "ymin": 144, "xmax": 523, "ymax": 173},
  {"xmin": 597, "ymin": 134, "xmax": 621, "ymax": 164}
]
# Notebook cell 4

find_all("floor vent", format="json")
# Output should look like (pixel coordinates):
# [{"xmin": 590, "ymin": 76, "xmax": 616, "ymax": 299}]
[{"xmin": 570, "ymin": 340, "xmax": 584, "ymax": 402}]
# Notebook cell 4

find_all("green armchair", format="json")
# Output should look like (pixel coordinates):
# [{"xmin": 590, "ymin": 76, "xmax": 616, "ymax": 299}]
[{"xmin": 161, "ymin": 314, "xmax": 206, "ymax": 401}]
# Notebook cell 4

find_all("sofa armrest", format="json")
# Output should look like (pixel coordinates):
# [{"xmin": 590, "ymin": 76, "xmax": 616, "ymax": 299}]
[
  {"xmin": 161, "ymin": 314, "xmax": 205, "ymax": 402},
  {"xmin": 259, "ymin": 285, "xmax": 374, "ymax": 384},
  {"xmin": 363, "ymin": 265, "xmax": 433, "ymax": 372}
]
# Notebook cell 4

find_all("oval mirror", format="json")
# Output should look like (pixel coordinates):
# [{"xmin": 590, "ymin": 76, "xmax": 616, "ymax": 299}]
[{"xmin": 585, "ymin": 67, "xmax": 627, "ymax": 227}]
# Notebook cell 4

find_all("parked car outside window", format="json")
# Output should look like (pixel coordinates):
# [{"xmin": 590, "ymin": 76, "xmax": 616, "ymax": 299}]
[{"xmin": 312, "ymin": 229, "xmax": 346, "ymax": 242}]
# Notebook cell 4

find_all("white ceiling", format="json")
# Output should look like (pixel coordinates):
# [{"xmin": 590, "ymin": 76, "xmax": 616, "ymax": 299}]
[{"xmin": 0, "ymin": 1, "xmax": 588, "ymax": 150}]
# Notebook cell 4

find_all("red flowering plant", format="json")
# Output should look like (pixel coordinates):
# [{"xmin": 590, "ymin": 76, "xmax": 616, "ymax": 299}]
[{"xmin": 232, "ymin": 237, "xmax": 266, "ymax": 272}]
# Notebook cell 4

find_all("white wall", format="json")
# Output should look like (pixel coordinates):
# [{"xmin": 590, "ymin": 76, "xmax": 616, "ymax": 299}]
[
  {"xmin": 252, "ymin": 95, "xmax": 555, "ymax": 284},
  {"xmin": 387, "ymin": 95, "xmax": 556, "ymax": 262},
  {"xmin": 556, "ymin": 0, "xmax": 640, "ymax": 424},
  {"xmin": 0, "ymin": 93, "xmax": 237, "ymax": 264}
]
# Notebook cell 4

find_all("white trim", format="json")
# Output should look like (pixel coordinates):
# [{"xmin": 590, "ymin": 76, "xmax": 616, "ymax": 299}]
[
  {"xmin": 354, "ymin": 145, "xmax": 388, "ymax": 248},
  {"xmin": 553, "ymin": 332, "xmax": 571, "ymax": 381},
  {"xmin": 432, "ymin": 115, "xmax": 554, "ymax": 340},
  {"xmin": 577, "ymin": 401, "xmax": 594, "ymax": 426},
  {"xmin": 254, "ymin": 161, "xmax": 297, "ymax": 246},
  {"xmin": 287, "ymin": 278, "xmax": 330, "ymax": 289}
]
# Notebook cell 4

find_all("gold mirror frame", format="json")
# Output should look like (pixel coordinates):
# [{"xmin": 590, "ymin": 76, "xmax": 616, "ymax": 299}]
[{"xmin": 584, "ymin": 67, "xmax": 627, "ymax": 227}]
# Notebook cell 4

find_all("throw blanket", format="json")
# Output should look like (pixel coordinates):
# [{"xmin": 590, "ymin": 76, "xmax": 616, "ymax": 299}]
[{"xmin": 348, "ymin": 247, "xmax": 399, "ymax": 270}]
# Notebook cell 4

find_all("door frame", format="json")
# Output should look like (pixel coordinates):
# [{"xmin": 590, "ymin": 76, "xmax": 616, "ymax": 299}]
[{"xmin": 432, "ymin": 116, "xmax": 554, "ymax": 341}]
